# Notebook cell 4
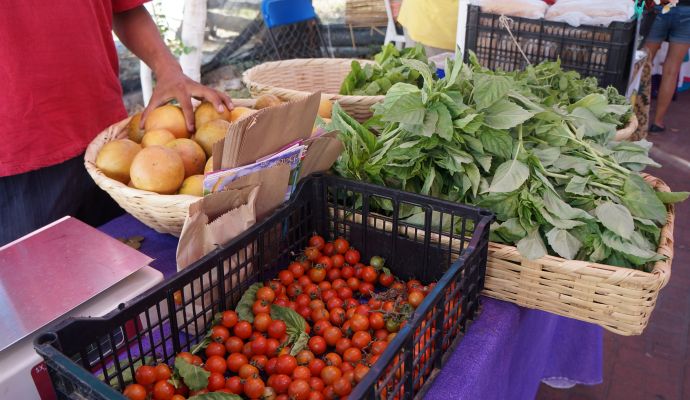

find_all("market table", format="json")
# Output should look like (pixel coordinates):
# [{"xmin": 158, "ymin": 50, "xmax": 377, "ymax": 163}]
[{"xmin": 100, "ymin": 214, "xmax": 603, "ymax": 400}]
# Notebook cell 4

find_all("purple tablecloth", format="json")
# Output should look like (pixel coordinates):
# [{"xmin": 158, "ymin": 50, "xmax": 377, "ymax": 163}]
[{"xmin": 100, "ymin": 214, "xmax": 603, "ymax": 400}]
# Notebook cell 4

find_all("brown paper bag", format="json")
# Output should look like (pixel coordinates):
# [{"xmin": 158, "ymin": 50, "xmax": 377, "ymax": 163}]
[
  {"xmin": 219, "ymin": 164, "xmax": 292, "ymax": 221},
  {"xmin": 175, "ymin": 185, "xmax": 259, "ymax": 334},
  {"xmin": 298, "ymin": 131, "xmax": 344, "ymax": 181}
]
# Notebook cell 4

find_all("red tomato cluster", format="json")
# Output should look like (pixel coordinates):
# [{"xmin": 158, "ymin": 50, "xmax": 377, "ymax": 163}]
[{"xmin": 123, "ymin": 235, "xmax": 433, "ymax": 400}]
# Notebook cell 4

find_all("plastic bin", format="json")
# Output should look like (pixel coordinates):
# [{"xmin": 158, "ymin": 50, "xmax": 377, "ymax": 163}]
[
  {"xmin": 34, "ymin": 174, "xmax": 493, "ymax": 399},
  {"xmin": 464, "ymin": 5, "xmax": 637, "ymax": 93}
]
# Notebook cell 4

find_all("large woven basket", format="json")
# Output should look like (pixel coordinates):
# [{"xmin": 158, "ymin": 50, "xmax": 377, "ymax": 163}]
[
  {"xmin": 243, "ymin": 58, "xmax": 384, "ymax": 122},
  {"xmin": 85, "ymin": 100, "xmax": 257, "ymax": 237},
  {"xmin": 484, "ymin": 174, "xmax": 674, "ymax": 335}
]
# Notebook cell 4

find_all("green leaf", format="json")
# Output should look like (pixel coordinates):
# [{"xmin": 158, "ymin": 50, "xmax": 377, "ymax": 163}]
[
  {"xmin": 188, "ymin": 393, "xmax": 243, "ymax": 400},
  {"xmin": 531, "ymin": 147, "xmax": 560, "ymax": 167},
  {"xmin": 378, "ymin": 83, "xmax": 426, "ymax": 125},
  {"xmin": 621, "ymin": 174, "xmax": 668, "ymax": 225},
  {"xmin": 270, "ymin": 305, "xmax": 309, "ymax": 355},
  {"xmin": 517, "ymin": 229, "xmax": 547, "ymax": 260},
  {"xmin": 595, "ymin": 202, "xmax": 634, "ymax": 239},
  {"xmin": 570, "ymin": 107, "xmax": 616, "ymax": 138},
  {"xmin": 477, "ymin": 192, "xmax": 519, "ymax": 220},
  {"xmin": 569, "ymin": 93, "xmax": 608, "ymax": 117},
  {"xmin": 601, "ymin": 230, "xmax": 664, "ymax": 263},
  {"xmin": 479, "ymin": 130, "xmax": 513, "ymax": 159},
  {"xmin": 552, "ymin": 155, "xmax": 595, "ymax": 174},
  {"xmin": 465, "ymin": 163, "xmax": 481, "ymax": 197},
  {"xmin": 546, "ymin": 228, "xmax": 582, "ymax": 260},
  {"xmin": 400, "ymin": 58, "xmax": 434, "ymax": 87},
  {"xmin": 421, "ymin": 167, "xmax": 436, "ymax": 195},
  {"xmin": 656, "ymin": 191, "xmax": 690, "ymax": 204},
  {"xmin": 235, "ymin": 282, "xmax": 262, "ymax": 322},
  {"xmin": 175, "ymin": 357, "xmax": 210, "ymax": 392},
  {"xmin": 483, "ymin": 100, "xmax": 534, "ymax": 130},
  {"xmin": 473, "ymin": 74, "xmax": 512, "ymax": 110},
  {"xmin": 492, "ymin": 218, "xmax": 527, "ymax": 242},
  {"xmin": 435, "ymin": 104, "xmax": 454, "ymax": 140},
  {"xmin": 565, "ymin": 176, "xmax": 589, "ymax": 195},
  {"xmin": 489, "ymin": 159, "xmax": 529, "ymax": 193},
  {"xmin": 542, "ymin": 190, "xmax": 593, "ymax": 221}
]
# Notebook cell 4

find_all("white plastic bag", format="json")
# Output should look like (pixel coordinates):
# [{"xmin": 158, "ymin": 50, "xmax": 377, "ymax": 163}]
[
  {"xmin": 545, "ymin": 0, "xmax": 634, "ymax": 27},
  {"xmin": 475, "ymin": 0, "xmax": 549, "ymax": 20}
]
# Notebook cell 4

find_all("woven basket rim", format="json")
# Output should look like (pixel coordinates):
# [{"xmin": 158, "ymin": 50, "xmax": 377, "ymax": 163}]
[
  {"xmin": 614, "ymin": 114, "xmax": 639, "ymax": 141},
  {"xmin": 242, "ymin": 58, "xmax": 386, "ymax": 103}
]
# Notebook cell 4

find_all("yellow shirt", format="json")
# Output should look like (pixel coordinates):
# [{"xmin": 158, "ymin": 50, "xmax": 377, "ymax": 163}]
[{"xmin": 397, "ymin": 0, "xmax": 459, "ymax": 51}]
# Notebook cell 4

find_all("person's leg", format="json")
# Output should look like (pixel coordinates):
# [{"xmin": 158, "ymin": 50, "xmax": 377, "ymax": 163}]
[
  {"xmin": 645, "ymin": 41, "xmax": 662, "ymax": 64},
  {"xmin": 654, "ymin": 42, "xmax": 690, "ymax": 127}
]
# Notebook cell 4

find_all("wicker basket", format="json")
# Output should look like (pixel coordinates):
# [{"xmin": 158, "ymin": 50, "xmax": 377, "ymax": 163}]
[
  {"xmin": 242, "ymin": 58, "xmax": 384, "ymax": 122},
  {"xmin": 614, "ymin": 114, "xmax": 638, "ymax": 141},
  {"xmin": 84, "ymin": 100, "xmax": 257, "ymax": 237},
  {"xmin": 484, "ymin": 174, "xmax": 674, "ymax": 335}
]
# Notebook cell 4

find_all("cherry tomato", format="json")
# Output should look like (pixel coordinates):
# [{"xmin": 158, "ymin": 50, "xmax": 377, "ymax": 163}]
[
  {"xmin": 316, "ymin": 255, "xmax": 334, "ymax": 270},
  {"xmin": 382, "ymin": 301, "xmax": 395, "ymax": 313},
  {"xmin": 296, "ymin": 349, "xmax": 315, "ymax": 366},
  {"xmin": 369, "ymin": 256, "xmax": 385, "ymax": 270},
  {"xmin": 251, "ymin": 336, "xmax": 268, "ymax": 355},
  {"xmin": 386, "ymin": 319, "xmax": 400, "ymax": 333},
  {"xmin": 265, "ymin": 357, "xmax": 278, "ymax": 375},
  {"xmin": 318, "ymin": 281, "xmax": 331, "ymax": 292},
  {"xmin": 309, "ymin": 392, "xmax": 325, "ymax": 400},
  {"xmin": 367, "ymin": 353, "xmax": 381, "ymax": 366},
  {"xmin": 224, "ymin": 336, "xmax": 243, "ymax": 354},
  {"xmin": 334, "ymin": 238, "xmax": 349, "ymax": 254},
  {"xmin": 331, "ymin": 254, "xmax": 345, "ymax": 269},
  {"xmin": 171, "ymin": 395, "xmax": 186, "ymax": 400},
  {"xmin": 407, "ymin": 279, "xmax": 423, "ymax": 291},
  {"xmin": 309, "ymin": 299, "xmax": 326, "ymax": 310},
  {"xmin": 220, "ymin": 310, "xmax": 239, "ymax": 328},
  {"xmin": 378, "ymin": 273, "xmax": 394, "ymax": 287},
  {"xmin": 312, "ymin": 320, "xmax": 331, "ymax": 336},
  {"xmin": 191, "ymin": 355, "xmax": 203, "ymax": 366},
  {"xmin": 152, "ymin": 380, "xmax": 175, "ymax": 400},
  {"xmin": 177, "ymin": 352, "xmax": 194, "ymax": 364},
  {"xmin": 210, "ymin": 325, "xmax": 230, "ymax": 343},
  {"xmin": 239, "ymin": 363, "xmax": 260, "ymax": 379},
  {"xmin": 226, "ymin": 353, "xmax": 248, "ymax": 373},
  {"xmin": 366, "ymin": 314, "xmax": 384, "ymax": 332},
  {"xmin": 278, "ymin": 270, "xmax": 294, "ymax": 286},
  {"xmin": 288, "ymin": 261, "xmax": 305, "ymax": 278},
  {"xmin": 266, "ymin": 338, "xmax": 280, "ymax": 357},
  {"xmin": 320, "ymin": 366, "xmax": 342, "ymax": 386},
  {"xmin": 323, "ymin": 326, "xmax": 343, "ymax": 347},
  {"xmin": 205, "ymin": 355, "xmax": 228, "ymax": 374},
  {"xmin": 311, "ymin": 307, "xmax": 329, "ymax": 322},
  {"xmin": 123, "ymin": 383, "xmax": 147, "ymax": 400},
  {"xmin": 349, "ymin": 314, "xmax": 370, "ymax": 332},
  {"xmin": 205, "ymin": 341, "xmax": 226, "ymax": 358},
  {"xmin": 326, "ymin": 297, "xmax": 344, "ymax": 311},
  {"xmin": 308, "ymin": 266, "xmax": 326, "ymax": 283},
  {"xmin": 322, "ymin": 242, "xmax": 335, "ymax": 256},
  {"xmin": 308, "ymin": 336, "xmax": 327, "ymax": 355},
  {"xmin": 354, "ymin": 363, "xmax": 370, "ymax": 383},
  {"xmin": 243, "ymin": 341, "xmax": 254, "ymax": 358},
  {"xmin": 359, "ymin": 282, "xmax": 375, "ymax": 297},
  {"xmin": 326, "ymin": 268, "xmax": 341, "ymax": 282},
  {"xmin": 352, "ymin": 331, "xmax": 372, "ymax": 349},
  {"xmin": 286, "ymin": 283, "xmax": 302, "ymax": 299},
  {"xmin": 207, "ymin": 371, "xmax": 226, "ymax": 392},
  {"xmin": 368, "ymin": 298, "xmax": 382, "ymax": 309},
  {"xmin": 251, "ymin": 354, "xmax": 269, "ymax": 371},
  {"xmin": 354, "ymin": 304, "xmax": 370, "ymax": 316},
  {"xmin": 344, "ymin": 248, "xmax": 360, "ymax": 265},
  {"xmin": 408, "ymin": 290, "xmax": 425, "ymax": 308},
  {"xmin": 391, "ymin": 281, "xmax": 405, "ymax": 291},
  {"xmin": 309, "ymin": 235, "xmax": 326, "ymax": 250},
  {"xmin": 332, "ymin": 337, "xmax": 350, "ymax": 354},
  {"xmin": 329, "ymin": 307, "xmax": 346, "ymax": 326},
  {"xmin": 288, "ymin": 378, "xmax": 311, "ymax": 400},
  {"xmin": 304, "ymin": 247, "xmax": 321, "ymax": 261},
  {"xmin": 297, "ymin": 275, "xmax": 312, "ymax": 287},
  {"xmin": 225, "ymin": 376, "xmax": 243, "ymax": 395},
  {"xmin": 309, "ymin": 376, "xmax": 325, "ymax": 392},
  {"xmin": 295, "ymin": 293, "xmax": 310, "ymax": 309},
  {"xmin": 298, "ymin": 305, "xmax": 311, "ymax": 319},
  {"xmin": 344, "ymin": 298, "xmax": 358, "ymax": 309},
  {"xmin": 371, "ymin": 340, "xmax": 388, "ymax": 355},
  {"xmin": 346, "ymin": 277, "xmax": 360, "ymax": 291},
  {"xmin": 304, "ymin": 283, "xmax": 320, "ymax": 299},
  {"xmin": 292, "ymin": 365, "xmax": 312, "ymax": 380},
  {"xmin": 252, "ymin": 299, "xmax": 271, "ymax": 315},
  {"xmin": 276, "ymin": 354, "xmax": 298, "ymax": 375},
  {"xmin": 361, "ymin": 266, "xmax": 378, "ymax": 283},
  {"xmin": 252, "ymin": 312, "xmax": 271, "ymax": 333},
  {"xmin": 262, "ymin": 386, "xmax": 277, "ymax": 400},
  {"xmin": 308, "ymin": 358, "xmax": 326, "ymax": 377},
  {"xmin": 273, "ymin": 297, "xmax": 290, "ymax": 307},
  {"xmin": 257, "ymin": 286, "xmax": 276, "ymax": 303},
  {"xmin": 343, "ymin": 347, "xmax": 362, "ymax": 363},
  {"xmin": 324, "ymin": 352, "xmax": 342, "ymax": 367},
  {"xmin": 244, "ymin": 377, "xmax": 266, "ymax": 399},
  {"xmin": 134, "ymin": 365, "xmax": 156, "ymax": 385},
  {"xmin": 270, "ymin": 374, "xmax": 292, "ymax": 394},
  {"xmin": 234, "ymin": 321, "xmax": 253, "ymax": 340}
]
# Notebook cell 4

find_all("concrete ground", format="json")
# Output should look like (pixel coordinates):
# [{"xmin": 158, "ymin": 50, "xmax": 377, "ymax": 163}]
[{"xmin": 536, "ymin": 91, "xmax": 690, "ymax": 400}]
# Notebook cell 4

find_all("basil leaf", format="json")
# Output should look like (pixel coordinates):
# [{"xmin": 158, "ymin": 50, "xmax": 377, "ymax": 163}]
[
  {"xmin": 656, "ymin": 191, "xmax": 690, "ymax": 204},
  {"xmin": 621, "ymin": 174, "xmax": 668, "ymax": 225},
  {"xmin": 235, "ymin": 282, "xmax": 262, "ymax": 322},
  {"xmin": 595, "ymin": 202, "xmax": 634, "ymax": 239},
  {"xmin": 489, "ymin": 159, "xmax": 529, "ymax": 193},
  {"xmin": 473, "ymin": 74, "xmax": 512, "ymax": 110},
  {"xmin": 175, "ymin": 357, "xmax": 210, "ymax": 392},
  {"xmin": 601, "ymin": 230, "xmax": 664, "ymax": 263},
  {"xmin": 483, "ymin": 100, "xmax": 534, "ymax": 130},
  {"xmin": 542, "ymin": 190, "xmax": 593, "ymax": 221},
  {"xmin": 517, "ymin": 229, "xmax": 547, "ymax": 260},
  {"xmin": 546, "ymin": 228, "xmax": 582, "ymax": 260},
  {"xmin": 270, "ymin": 305, "xmax": 309, "ymax": 355},
  {"xmin": 565, "ymin": 176, "xmax": 589, "ymax": 195},
  {"xmin": 479, "ymin": 129, "xmax": 513, "ymax": 160},
  {"xmin": 379, "ymin": 83, "xmax": 426, "ymax": 125}
]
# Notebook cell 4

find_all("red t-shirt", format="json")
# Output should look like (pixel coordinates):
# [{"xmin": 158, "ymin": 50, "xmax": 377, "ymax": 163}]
[{"xmin": 0, "ymin": 0, "xmax": 147, "ymax": 177}]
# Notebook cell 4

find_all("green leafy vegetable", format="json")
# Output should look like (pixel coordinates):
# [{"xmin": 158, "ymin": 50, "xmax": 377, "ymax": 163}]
[
  {"xmin": 235, "ymin": 282, "xmax": 262, "ymax": 322},
  {"xmin": 270, "ymin": 305, "xmax": 310, "ymax": 356},
  {"xmin": 175, "ymin": 357, "xmax": 210, "ymax": 392}
]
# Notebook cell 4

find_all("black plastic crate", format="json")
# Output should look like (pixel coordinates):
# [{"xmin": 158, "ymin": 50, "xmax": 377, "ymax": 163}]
[
  {"xmin": 464, "ymin": 5, "xmax": 637, "ymax": 93},
  {"xmin": 34, "ymin": 174, "xmax": 493, "ymax": 400}
]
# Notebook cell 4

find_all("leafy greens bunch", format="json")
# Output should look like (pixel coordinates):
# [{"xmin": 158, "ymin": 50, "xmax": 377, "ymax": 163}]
[
  {"xmin": 339, "ymin": 44, "xmax": 436, "ymax": 96},
  {"xmin": 330, "ymin": 52, "xmax": 687, "ymax": 271}
]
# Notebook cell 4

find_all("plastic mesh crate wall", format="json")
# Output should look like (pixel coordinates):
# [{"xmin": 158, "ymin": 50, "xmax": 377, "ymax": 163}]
[
  {"xmin": 464, "ymin": 5, "xmax": 636, "ymax": 93},
  {"xmin": 35, "ymin": 174, "xmax": 493, "ymax": 400}
]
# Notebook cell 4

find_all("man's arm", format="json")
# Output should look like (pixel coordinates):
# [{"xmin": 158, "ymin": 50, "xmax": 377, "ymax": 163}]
[{"xmin": 112, "ymin": 5, "xmax": 233, "ymax": 132}]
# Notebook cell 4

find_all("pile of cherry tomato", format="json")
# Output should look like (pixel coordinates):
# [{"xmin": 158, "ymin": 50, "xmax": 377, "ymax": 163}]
[{"xmin": 122, "ymin": 235, "xmax": 433, "ymax": 400}]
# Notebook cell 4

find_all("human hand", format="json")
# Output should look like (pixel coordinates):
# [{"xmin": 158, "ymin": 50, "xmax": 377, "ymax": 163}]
[{"xmin": 139, "ymin": 65, "xmax": 234, "ymax": 132}]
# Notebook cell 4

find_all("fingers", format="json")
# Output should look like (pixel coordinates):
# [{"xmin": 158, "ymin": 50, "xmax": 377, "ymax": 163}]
[{"xmin": 177, "ymin": 94, "xmax": 195, "ymax": 133}]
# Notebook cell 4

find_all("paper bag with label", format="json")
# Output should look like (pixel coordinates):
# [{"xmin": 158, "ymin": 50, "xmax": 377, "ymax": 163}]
[
  {"xmin": 220, "ymin": 164, "xmax": 292, "ymax": 221},
  {"xmin": 175, "ymin": 185, "xmax": 259, "ymax": 334},
  {"xmin": 298, "ymin": 131, "xmax": 344, "ymax": 181}
]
